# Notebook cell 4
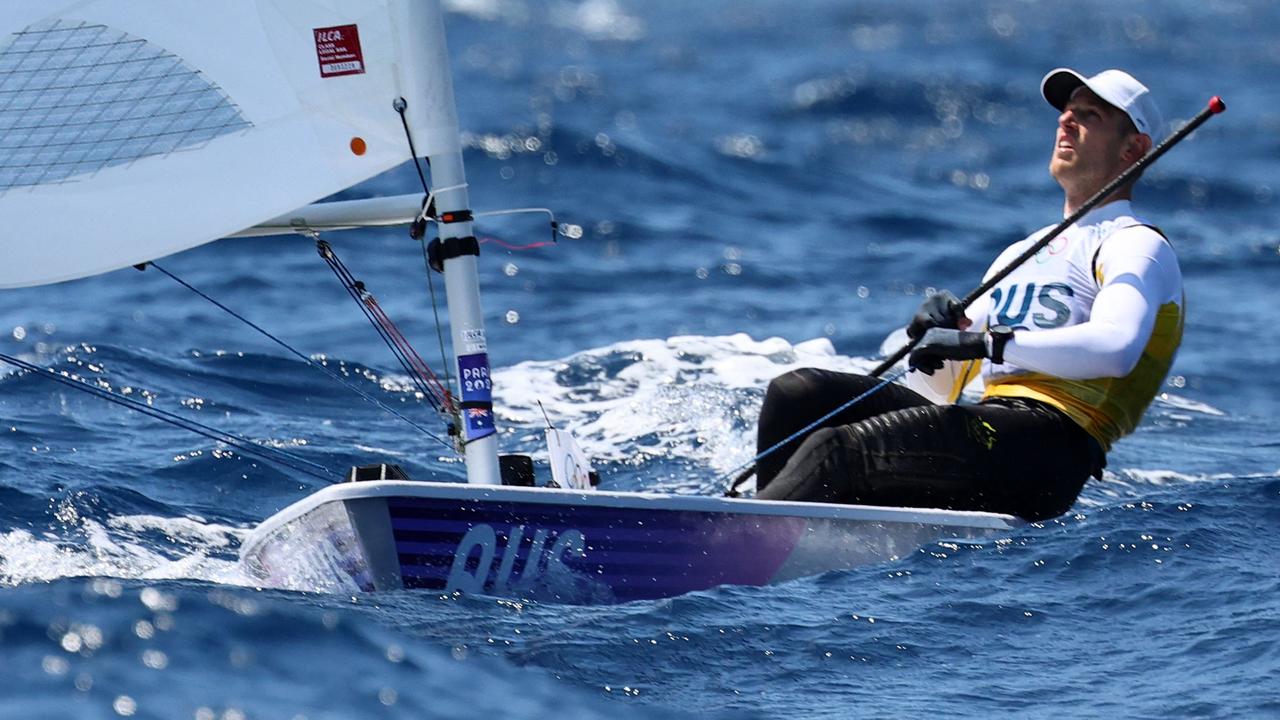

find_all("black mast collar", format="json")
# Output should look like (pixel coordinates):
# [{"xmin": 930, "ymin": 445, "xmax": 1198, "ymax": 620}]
[{"xmin": 426, "ymin": 236, "xmax": 480, "ymax": 273}]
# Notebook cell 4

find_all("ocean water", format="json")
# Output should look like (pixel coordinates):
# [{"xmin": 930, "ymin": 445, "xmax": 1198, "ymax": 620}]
[{"xmin": 2, "ymin": 0, "xmax": 1279, "ymax": 717}]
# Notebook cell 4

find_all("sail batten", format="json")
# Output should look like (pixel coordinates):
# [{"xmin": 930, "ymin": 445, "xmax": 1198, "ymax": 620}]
[{"xmin": 0, "ymin": 0, "xmax": 460, "ymax": 289}]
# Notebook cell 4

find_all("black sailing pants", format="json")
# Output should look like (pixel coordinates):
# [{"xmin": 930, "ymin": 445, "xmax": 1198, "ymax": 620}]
[{"xmin": 754, "ymin": 369, "xmax": 1103, "ymax": 522}]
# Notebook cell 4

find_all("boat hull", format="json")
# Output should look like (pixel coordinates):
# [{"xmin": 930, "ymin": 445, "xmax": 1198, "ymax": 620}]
[{"xmin": 239, "ymin": 481, "xmax": 1021, "ymax": 604}]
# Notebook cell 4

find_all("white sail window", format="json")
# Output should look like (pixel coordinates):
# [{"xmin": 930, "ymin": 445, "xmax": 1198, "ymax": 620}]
[{"xmin": 0, "ymin": 18, "xmax": 250, "ymax": 191}]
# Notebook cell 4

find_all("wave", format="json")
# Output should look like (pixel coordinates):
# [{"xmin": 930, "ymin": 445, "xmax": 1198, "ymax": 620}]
[
  {"xmin": 493, "ymin": 333, "xmax": 876, "ymax": 489},
  {"xmin": 0, "ymin": 513, "xmax": 248, "ymax": 589},
  {"xmin": 1, "ymin": 329, "xmax": 1263, "ymax": 591}
]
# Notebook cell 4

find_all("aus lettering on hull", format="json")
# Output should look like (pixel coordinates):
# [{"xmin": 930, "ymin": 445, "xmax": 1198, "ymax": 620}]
[{"xmin": 445, "ymin": 524, "xmax": 605, "ymax": 603}]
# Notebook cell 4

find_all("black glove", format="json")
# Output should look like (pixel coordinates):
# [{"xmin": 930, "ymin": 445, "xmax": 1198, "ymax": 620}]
[
  {"xmin": 907, "ymin": 290, "xmax": 965, "ymax": 340},
  {"xmin": 909, "ymin": 328, "xmax": 988, "ymax": 375}
]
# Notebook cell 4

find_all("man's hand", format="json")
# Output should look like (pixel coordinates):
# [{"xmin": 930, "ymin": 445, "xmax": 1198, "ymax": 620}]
[
  {"xmin": 907, "ymin": 290, "xmax": 970, "ymax": 339},
  {"xmin": 909, "ymin": 328, "xmax": 988, "ymax": 375}
]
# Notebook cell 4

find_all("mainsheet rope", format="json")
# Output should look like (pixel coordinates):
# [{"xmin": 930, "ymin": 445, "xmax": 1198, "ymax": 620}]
[{"xmin": 721, "ymin": 368, "xmax": 910, "ymax": 497}]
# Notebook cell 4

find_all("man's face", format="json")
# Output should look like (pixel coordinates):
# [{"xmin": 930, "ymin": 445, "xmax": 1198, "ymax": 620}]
[{"xmin": 1048, "ymin": 86, "xmax": 1138, "ymax": 194}]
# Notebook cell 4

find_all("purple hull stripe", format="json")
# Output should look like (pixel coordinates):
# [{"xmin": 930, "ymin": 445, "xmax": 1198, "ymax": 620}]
[
  {"xmin": 398, "ymin": 568, "xmax": 732, "ymax": 602},
  {"xmin": 397, "ymin": 556, "xmax": 744, "ymax": 582},
  {"xmin": 389, "ymin": 517, "xmax": 727, "ymax": 545},
  {"xmin": 389, "ymin": 510, "xmax": 734, "ymax": 534},
  {"xmin": 393, "ymin": 525, "xmax": 730, "ymax": 552},
  {"xmin": 386, "ymin": 496, "xmax": 808, "ymax": 601},
  {"xmin": 396, "ymin": 543, "xmax": 724, "ymax": 571},
  {"xmin": 388, "ymin": 502, "xmax": 775, "ymax": 533}
]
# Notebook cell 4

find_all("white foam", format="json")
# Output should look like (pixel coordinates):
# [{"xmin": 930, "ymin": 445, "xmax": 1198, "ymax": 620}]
[
  {"xmin": 1077, "ymin": 467, "xmax": 1240, "ymax": 505},
  {"xmin": 491, "ymin": 333, "xmax": 1243, "ymax": 499},
  {"xmin": 1120, "ymin": 469, "xmax": 1223, "ymax": 485},
  {"xmin": 494, "ymin": 333, "xmax": 878, "ymax": 480},
  {"xmin": 353, "ymin": 444, "xmax": 409, "ymax": 458},
  {"xmin": 1153, "ymin": 393, "xmax": 1226, "ymax": 417},
  {"xmin": 0, "ymin": 514, "xmax": 252, "ymax": 589}
]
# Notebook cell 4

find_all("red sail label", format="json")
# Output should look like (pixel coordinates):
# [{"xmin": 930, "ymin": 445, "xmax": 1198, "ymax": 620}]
[{"xmin": 313, "ymin": 24, "xmax": 365, "ymax": 78}]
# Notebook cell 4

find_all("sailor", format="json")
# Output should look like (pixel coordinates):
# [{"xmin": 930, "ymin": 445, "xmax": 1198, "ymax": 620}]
[{"xmin": 754, "ymin": 68, "xmax": 1182, "ymax": 522}]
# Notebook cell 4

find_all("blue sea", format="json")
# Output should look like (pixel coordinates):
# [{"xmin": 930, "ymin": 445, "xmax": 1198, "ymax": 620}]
[{"xmin": 3, "ymin": 1, "xmax": 1278, "ymax": 717}]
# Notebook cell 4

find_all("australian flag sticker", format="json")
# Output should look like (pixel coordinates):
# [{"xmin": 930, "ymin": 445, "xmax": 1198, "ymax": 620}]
[{"xmin": 464, "ymin": 406, "xmax": 495, "ymax": 440}]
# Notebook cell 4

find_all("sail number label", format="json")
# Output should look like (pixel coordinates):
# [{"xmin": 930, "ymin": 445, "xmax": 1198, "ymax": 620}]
[
  {"xmin": 313, "ymin": 24, "xmax": 366, "ymax": 78},
  {"xmin": 462, "ymin": 328, "xmax": 487, "ymax": 353},
  {"xmin": 445, "ymin": 524, "xmax": 587, "ymax": 595}
]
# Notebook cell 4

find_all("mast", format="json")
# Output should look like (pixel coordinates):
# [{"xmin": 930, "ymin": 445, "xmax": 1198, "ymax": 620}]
[
  {"xmin": 397, "ymin": 0, "xmax": 501, "ymax": 485},
  {"xmin": 432, "ymin": 154, "xmax": 501, "ymax": 485}
]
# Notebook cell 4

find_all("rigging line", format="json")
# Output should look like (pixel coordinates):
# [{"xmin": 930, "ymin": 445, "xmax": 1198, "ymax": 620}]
[
  {"xmin": 146, "ymin": 262, "xmax": 453, "ymax": 449},
  {"xmin": 317, "ymin": 241, "xmax": 447, "ymax": 411},
  {"xmin": 478, "ymin": 237, "xmax": 558, "ymax": 251},
  {"xmin": 416, "ymin": 183, "xmax": 469, "ymax": 224},
  {"xmin": 474, "ymin": 208, "xmax": 561, "ymax": 245},
  {"xmin": 361, "ymin": 293, "xmax": 454, "ymax": 410},
  {"xmin": 420, "ymin": 239, "xmax": 453, "ymax": 390},
  {"xmin": 474, "ymin": 208, "xmax": 557, "ymax": 219},
  {"xmin": 721, "ymin": 368, "xmax": 910, "ymax": 497},
  {"xmin": 419, "ymin": 206, "xmax": 560, "ymax": 247},
  {"xmin": 0, "ymin": 351, "xmax": 337, "ymax": 482},
  {"xmin": 317, "ymin": 241, "xmax": 439, "ymax": 405},
  {"xmin": 391, "ymin": 97, "xmax": 452, "ymax": 387},
  {"xmin": 398, "ymin": 159, "xmax": 454, "ymax": 392},
  {"xmin": 393, "ymin": 101, "xmax": 453, "ymax": 394},
  {"xmin": 393, "ymin": 96, "xmax": 430, "ymax": 196},
  {"xmin": 319, "ymin": 243, "xmax": 444, "ymax": 406}
]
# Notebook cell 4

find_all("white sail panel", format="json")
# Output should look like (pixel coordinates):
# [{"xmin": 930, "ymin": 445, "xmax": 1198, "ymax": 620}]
[
  {"xmin": 0, "ymin": 19, "xmax": 254, "ymax": 190},
  {"xmin": 0, "ymin": 0, "xmax": 460, "ymax": 288}
]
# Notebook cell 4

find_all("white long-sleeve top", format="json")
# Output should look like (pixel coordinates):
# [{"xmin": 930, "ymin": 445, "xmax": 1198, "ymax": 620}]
[{"xmin": 907, "ymin": 200, "xmax": 1184, "ymax": 449}]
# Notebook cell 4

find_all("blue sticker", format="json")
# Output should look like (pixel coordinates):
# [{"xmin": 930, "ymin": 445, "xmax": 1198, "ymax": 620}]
[
  {"xmin": 457, "ymin": 353, "xmax": 492, "ymax": 404},
  {"xmin": 457, "ymin": 353, "xmax": 495, "ymax": 440}
]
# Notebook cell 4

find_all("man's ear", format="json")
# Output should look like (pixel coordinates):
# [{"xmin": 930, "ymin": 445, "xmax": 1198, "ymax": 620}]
[{"xmin": 1124, "ymin": 133, "xmax": 1152, "ymax": 164}]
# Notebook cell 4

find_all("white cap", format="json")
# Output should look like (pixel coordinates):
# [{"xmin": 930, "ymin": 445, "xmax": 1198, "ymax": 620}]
[{"xmin": 1040, "ymin": 68, "xmax": 1164, "ymax": 139}]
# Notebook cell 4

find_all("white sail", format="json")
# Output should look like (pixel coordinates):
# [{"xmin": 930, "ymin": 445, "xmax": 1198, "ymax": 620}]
[{"xmin": 0, "ymin": 0, "xmax": 459, "ymax": 288}]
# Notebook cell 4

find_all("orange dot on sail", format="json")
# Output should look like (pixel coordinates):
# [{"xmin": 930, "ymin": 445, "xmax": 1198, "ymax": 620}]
[{"xmin": 350, "ymin": 137, "xmax": 367, "ymax": 156}]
